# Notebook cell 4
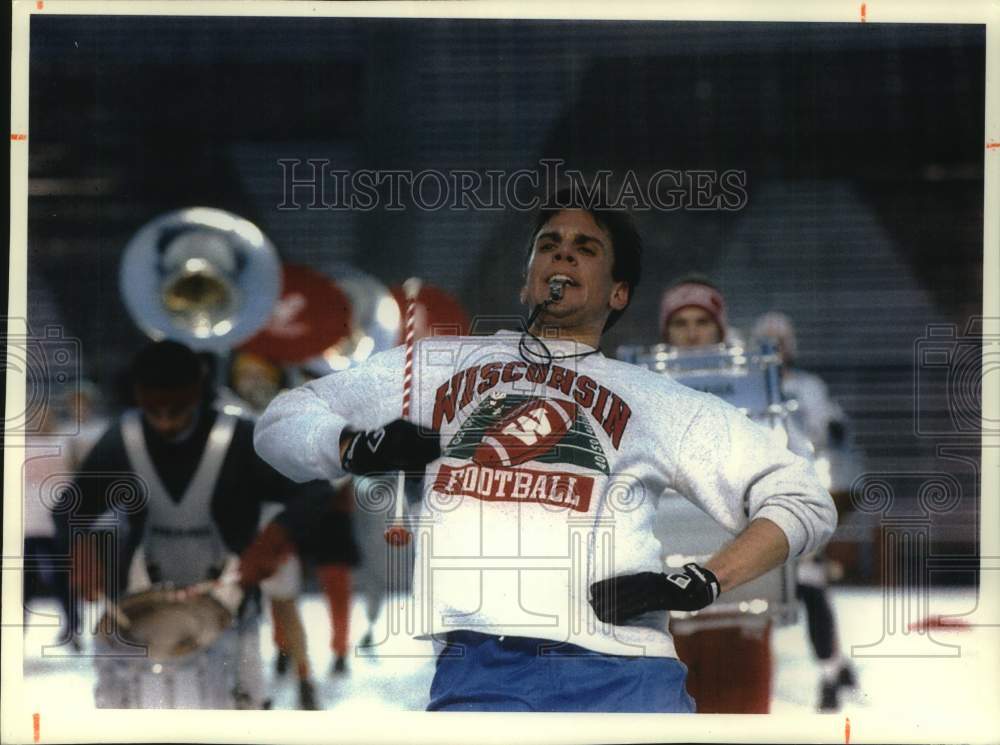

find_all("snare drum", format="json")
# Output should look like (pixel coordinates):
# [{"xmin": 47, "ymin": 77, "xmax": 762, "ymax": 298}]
[
  {"xmin": 93, "ymin": 585, "xmax": 245, "ymax": 709},
  {"xmin": 617, "ymin": 341, "xmax": 798, "ymax": 626},
  {"xmin": 617, "ymin": 341, "xmax": 785, "ymax": 422}
]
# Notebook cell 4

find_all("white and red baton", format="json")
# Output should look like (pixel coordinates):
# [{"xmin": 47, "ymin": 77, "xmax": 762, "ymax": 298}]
[{"xmin": 384, "ymin": 277, "xmax": 422, "ymax": 546}]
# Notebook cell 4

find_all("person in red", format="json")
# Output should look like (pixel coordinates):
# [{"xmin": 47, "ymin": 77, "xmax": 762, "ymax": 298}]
[
  {"xmin": 230, "ymin": 351, "xmax": 360, "ymax": 685},
  {"xmin": 236, "ymin": 514, "xmax": 317, "ymax": 708},
  {"xmin": 227, "ymin": 351, "xmax": 320, "ymax": 708},
  {"xmin": 241, "ymin": 477, "xmax": 360, "ymax": 672},
  {"xmin": 658, "ymin": 275, "xmax": 773, "ymax": 714},
  {"xmin": 315, "ymin": 478, "xmax": 361, "ymax": 675}
]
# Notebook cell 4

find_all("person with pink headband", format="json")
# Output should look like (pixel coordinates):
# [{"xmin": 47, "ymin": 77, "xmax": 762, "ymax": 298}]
[
  {"xmin": 752, "ymin": 311, "xmax": 861, "ymax": 711},
  {"xmin": 656, "ymin": 275, "xmax": 776, "ymax": 713},
  {"xmin": 659, "ymin": 276, "xmax": 729, "ymax": 347}
]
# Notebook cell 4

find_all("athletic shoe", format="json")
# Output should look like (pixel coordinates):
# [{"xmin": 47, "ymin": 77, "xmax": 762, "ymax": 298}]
[
  {"xmin": 359, "ymin": 631, "xmax": 373, "ymax": 648},
  {"xmin": 837, "ymin": 662, "xmax": 858, "ymax": 689},
  {"xmin": 819, "ymin": 680, "xmax": 840, "ymax": 711},
  {"xmin": 331, "ymin": 655, "xmax": 347, "ymax": 675},
  {"xmin": 299, "ymin": 679, "xmax": 319, "ymax": 710},
  {"xmin": 275, "ymin": 650, "xmax": 290, "ymax": 676}
]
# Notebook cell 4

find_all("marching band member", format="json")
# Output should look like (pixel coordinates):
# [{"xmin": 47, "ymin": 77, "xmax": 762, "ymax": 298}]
[
  {"xmin": 69, "ymin": 340, "xmax": 301, "ymax": 709},
  {"xmin": 659, "ymin": 276, "xmax": 731, "ymax": 349},
  {"xmin": 23, "ymin": 399, "xmax": 80, "ymax": 649},
  {"xmin": 658, "ymin": 276, "xmax": 779, "ymax": 713},
  {"xmin": 231, "ymin": 351, "xmax": 363, "ymax": 694},
  {"xmin": 752, "ymin": 311, "xmax": 860, "ymax": 711},
  {"xmin": 243, "ymin": 475, "xmax": 360, "ymax": 679},
  {"xmin": 25, "ymin": 381, "xmax": 110, "ymax": 651},
  {"xmin": 227, "ymin": 351, "xmax": 319, "ymax": 710}
]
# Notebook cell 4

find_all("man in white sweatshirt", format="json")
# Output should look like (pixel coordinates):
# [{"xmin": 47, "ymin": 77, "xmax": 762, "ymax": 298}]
[{"xmin": 254, "ymin": 196, "xmax": 837, "ymax": 712}]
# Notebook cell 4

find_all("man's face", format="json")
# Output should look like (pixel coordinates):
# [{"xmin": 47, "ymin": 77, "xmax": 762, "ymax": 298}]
[
  {"xmin": 665, "ymin": 306, "xmax": 723, "ymax": 348},
  {"xmin": 134, "ymin": 383, "xmax": 201, "ymax": 441},
  {"xmin": 520, "ymin": 209, "xmax": 629, "ymax": 331}
]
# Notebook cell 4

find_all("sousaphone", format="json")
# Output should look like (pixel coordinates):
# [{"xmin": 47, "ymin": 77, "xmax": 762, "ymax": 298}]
[{"xmin": 119, "ymin": 207, "xmax": 282, "ymax": 351}]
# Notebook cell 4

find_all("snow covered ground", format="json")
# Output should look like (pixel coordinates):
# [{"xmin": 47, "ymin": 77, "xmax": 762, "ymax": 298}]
[{"xmin": 14, "ymin": 586, "xmax": 1000, "ymax": 740}]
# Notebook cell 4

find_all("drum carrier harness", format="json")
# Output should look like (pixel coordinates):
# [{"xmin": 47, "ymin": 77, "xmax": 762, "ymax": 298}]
[{"xmin": 121, "ymin": 410, "xmax": 238, "ymax": 587}]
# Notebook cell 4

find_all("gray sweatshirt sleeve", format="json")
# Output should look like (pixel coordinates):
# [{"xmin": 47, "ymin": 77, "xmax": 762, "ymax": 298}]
[
  {"xmin": 673, "ymin": 397, "xmax": 838, "ymax": 558},
  {"xmin": 254, "ymin": 346, "xmax": 406, "ymax": 483}
]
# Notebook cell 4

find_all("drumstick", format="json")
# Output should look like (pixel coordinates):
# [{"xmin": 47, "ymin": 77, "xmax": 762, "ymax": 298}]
[
  {"xmin": 170, "ymin": 566, "xmax": 243, "ymax": 601},
  {"xmin": 385, "ymin": 277, "xmax": 421, "ymax": 546},
  {"xmin": 96, "ymin": 591, "xmax": 132, "ymax": 631}
]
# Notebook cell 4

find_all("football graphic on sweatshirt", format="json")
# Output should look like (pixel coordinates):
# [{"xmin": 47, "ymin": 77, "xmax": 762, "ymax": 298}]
[
  {"xmin": 445, "ymin": 393, "xmax": 609, "ymax": 474},
  {"xmin": 472, "ymin": 397, "xmax": 578, "ymax": 467}
]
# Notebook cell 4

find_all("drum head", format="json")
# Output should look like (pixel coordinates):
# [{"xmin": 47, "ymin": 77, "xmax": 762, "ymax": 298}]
[
  {"xmin": 617, "ymin": 342, "xmax": 784, "ymax": 419},
  {"xmin": 98, "ymin": 588, "xmax": 234, "ymax": 662}
]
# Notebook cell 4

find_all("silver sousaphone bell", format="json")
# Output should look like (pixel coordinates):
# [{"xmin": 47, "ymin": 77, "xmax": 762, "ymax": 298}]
[{"xmin": 119, "ymin": 207, "xmax": 282, "ymax": 351}]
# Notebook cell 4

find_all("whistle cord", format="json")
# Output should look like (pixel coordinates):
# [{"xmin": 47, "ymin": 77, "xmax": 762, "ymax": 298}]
[{"xmin": 518, "ymin": 300, "xmax": 602, "ymax": 367}]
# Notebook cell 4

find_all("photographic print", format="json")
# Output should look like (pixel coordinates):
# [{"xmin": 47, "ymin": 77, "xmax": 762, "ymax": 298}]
[{"xmin": 4, "ymin": 2, "xmax": 998, "ymax": 743}]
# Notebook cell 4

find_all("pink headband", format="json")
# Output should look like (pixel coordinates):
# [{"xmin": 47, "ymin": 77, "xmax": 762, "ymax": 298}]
[{"xmin": 659, "ymin": 283, "xmax": 728, "ymax": 338}]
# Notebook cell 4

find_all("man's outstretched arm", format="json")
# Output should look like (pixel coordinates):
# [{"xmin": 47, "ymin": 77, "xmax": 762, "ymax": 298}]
[{"xmin": 254, "ymin": 346, "xmax": 405, "ymax": 482}]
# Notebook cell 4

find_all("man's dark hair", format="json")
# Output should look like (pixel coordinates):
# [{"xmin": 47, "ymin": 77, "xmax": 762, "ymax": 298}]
[
  {"xmin": 525, "ymin": 189, "xmax": 642, "ymax": 331},
  {"xmin": 131, "ymin": 340, "xmax": 203, "ymax": 390}
]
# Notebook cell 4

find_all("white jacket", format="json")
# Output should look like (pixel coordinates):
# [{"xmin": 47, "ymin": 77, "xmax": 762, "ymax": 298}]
[{"xmin": 255, "ymin": 332, "xmax": 836, "ymax": 657}]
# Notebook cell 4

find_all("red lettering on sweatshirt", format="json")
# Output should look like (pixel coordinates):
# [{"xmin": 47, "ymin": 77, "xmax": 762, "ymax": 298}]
[
  {"xmin": 432, "ymin": 463, "xmax": 593, "ymax": 512},
  {"xmin": 430, "ymin": 363, "xmax": 631, "ymax": 450}
]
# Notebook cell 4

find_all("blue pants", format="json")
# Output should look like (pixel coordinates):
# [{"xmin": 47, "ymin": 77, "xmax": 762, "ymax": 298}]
[{"xmin": 427, "ymin": 631, "xmax": 696, "ymax": 713}]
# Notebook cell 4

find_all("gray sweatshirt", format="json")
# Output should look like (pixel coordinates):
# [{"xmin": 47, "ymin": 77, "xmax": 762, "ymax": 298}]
[{"xmin": 255, "ymin": 332, "xmax": 836, "ymax": 658}]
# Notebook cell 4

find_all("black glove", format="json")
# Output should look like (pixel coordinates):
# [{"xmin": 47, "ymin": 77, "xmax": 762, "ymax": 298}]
[
  {"xmin": 588, "ymin": 563, "xmax": 721, "ymax": 625},
  {"xmin": 340, "ymin": 419, "xmax": 440, "ymax": 476}
]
